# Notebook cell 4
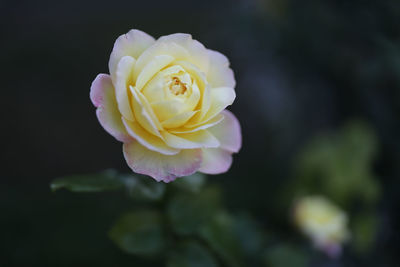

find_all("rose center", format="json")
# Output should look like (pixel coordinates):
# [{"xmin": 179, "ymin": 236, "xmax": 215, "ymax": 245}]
[{"xmin": 168, "ymin": 77, "xmax": 187, "ymax": 96}]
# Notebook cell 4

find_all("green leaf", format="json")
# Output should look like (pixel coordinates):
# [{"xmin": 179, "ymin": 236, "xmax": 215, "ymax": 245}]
[
  {"xmin": 199, "ymin": 212, "xmax": 244, "ymax": 267},
  {"xmin": 264, "ymin": 244, "xmax": 308, "ymax": 267},
  {"xmin": 167, "ymin": 241, "xmax": 219, "ymax": 267},
  {"xmin": 50, "ymin": 169, "xmax": 124, "ymax": 192},
  {"xmin": 293, "ymin": 120, "xmax": 380, "ymax": 207},
  {"xmin": 167, "ymin": 186, "xmax": 221, "ymax": 235},
  {"xmin": 123, "ymin": 174, "xmax": 166, "ymax": 201},
  {"xmin": 109, "ymin": 210, "xmax": 166, "ymax": 256},
  {"xmin": 172, "ymin": 173, "xmax": 206, "ymax": 193}
]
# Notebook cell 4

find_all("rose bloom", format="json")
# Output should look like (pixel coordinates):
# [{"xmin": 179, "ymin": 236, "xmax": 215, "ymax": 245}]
[
  {"xmin": 293, "ymin": 196, "xmax": 350, "ymax": 258},
  {"xmin": 90, "ymin": 29, "xmax": 241, "ymax": 182}
]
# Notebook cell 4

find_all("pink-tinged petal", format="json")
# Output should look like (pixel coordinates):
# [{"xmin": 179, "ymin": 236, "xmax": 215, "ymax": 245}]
[
  {"xmin": 161, "ymin": 130, "xmax": 220, "ymax": 149},
  {"xmin": 115, "ymin": 56, "xmax": 136, "ymax": 121},
  {"xmin": 157, "ymin": 33, "xmax": 210, "ymax": 72},
  {"xmin": 208, "ymin": 110, "xmax": 241, "ymax": 153},
  {"xmin": 198, "ymin": 148, "xmax": 233, "ymax": 174},
  {"xmin": 90, "ymin": 74, "xmax": 131, "ymax": 142},
  {"xmin": 109, "ymin": 29, "xmax": 155, "ymax": 81},
  {"xmin": 207, "ymin": 49, "xmax": 235, "ymax": 88},
  {"xmin": 129, "ymin": 85, "xmax": 163, "ymax": 136},
  {"xmin": 122, "ymin": 117, "xmax": 179, "ymax": 155},
  {"xmin": 123, "ymin": 141, "xmax": 202, "ymax": 182}
]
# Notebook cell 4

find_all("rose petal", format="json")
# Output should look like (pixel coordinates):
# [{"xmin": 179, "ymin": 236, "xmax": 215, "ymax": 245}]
[
  {"xmin": 201, "ymin": 87, "xmax": 236, "ymax": 123},
  {"xmin": 90, "ymin": 74, "xmax": 131, "ymax": 142},
  {"xmin": 141, "ymin": 72, "xmax": 166, "ymax": 104},
  {"xmin": 122, "ymin": 118, "xmax": 179, "ymax": 155},
  {"xmin": 208, "ymin": 110, "xmax": 241, "ymax": 153},
  {"xmin": 133, "ymin": 42, "xmax": 190, "ymax": 81},
  {"xmin": 161, "ymin": 130, "xmax": 219, "ymax": 149},
  {"xmin": 184, "ymin": 84, "xmax": 212, "ymax": 127},
  {"xmin": 161, "ymin": 110, "xmax": 198, "ymax": 129},
  {"xmin": 198, "ymin": 148, "xmax": 233, "ymax": 174},
  {"xmin": 109, "ymin": 29, "xmax": 155, "ymax": 81},
  {"xmin": 170, "ymin": 113, "xmax": 224, "ymax": 134},
  {"xmin": 115, "ymin": 56, "xmax": 135, "ymax": 121},
  {"xmin": 129, "ymin": 85, "xmax": 163, "ymax": 136},
  {"xmin": 157, "ymin": 33, "xmax": 210, "ymax": 72},
  {"xmin": 123, "ymin": 141, "xmax": 202, "ymax": 182},
  {"xmin": 135, "ymin": 55, "xmax": 174, "ymax": 91},
  {"xmin": 207, "ymin": 49, "xmax": 235, "ymax": 88},
  {"xmin": 150, "ymin": 100, "xmax": 186, "ymax": 122},
  {"xmin": 175, "ymin": 60, "xmax": 207, "ymax": 90}
]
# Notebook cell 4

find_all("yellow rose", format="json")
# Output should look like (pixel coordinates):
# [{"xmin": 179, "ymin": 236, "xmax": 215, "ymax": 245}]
[
  {"xmin": 90, "ymin": 30, "xmax": 241, "ymax": 182},
  {"xmin": 293, "ymin": 196, "xmax": 350, "ymax": 257}
]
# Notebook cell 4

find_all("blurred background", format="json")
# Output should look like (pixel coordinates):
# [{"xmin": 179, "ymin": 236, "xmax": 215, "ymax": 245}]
[{"xmin": 1, "ymin": 0, "xmax": 400, "ymax": 266}]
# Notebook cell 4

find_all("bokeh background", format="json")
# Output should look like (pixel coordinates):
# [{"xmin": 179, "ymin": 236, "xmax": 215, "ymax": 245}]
[{"xmin": 1, "ymin": 0, "xmax": 400, "ymax": 266}]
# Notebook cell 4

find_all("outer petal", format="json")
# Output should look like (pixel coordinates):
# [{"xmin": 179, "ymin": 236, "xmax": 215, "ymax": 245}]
[
  {"xmin": 208, "ymin": 110, "xmax": 241, "ymax": 153},
  {"xmin": 122, "ymin": 118, "xmax": 179, "ymax": 155},
  {"xmin": 157, "ymin": 33, "xmax": 210, "ymax": 72},
  {"xmin": 123, "ymin": 141, "xmax": 202, "ymax": 182},
  {"xmin": 90, "ymin": 74, "xmax": 131, "ymax": 142},
  {"xmin": 198, "ymin": 148, "xmax": 233, "ymax": 174},
  {"xmin": 109, "ymin": 29, "xmax": 155, "ymax": 81},
  {"xmin": 207, "ymin": 49, "xmax": 235, "ymax": 88}
]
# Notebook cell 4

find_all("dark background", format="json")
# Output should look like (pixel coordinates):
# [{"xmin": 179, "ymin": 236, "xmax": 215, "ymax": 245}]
[{"xmin": 1, "ymin": 0, "xmax": 400, "ymax": 266}]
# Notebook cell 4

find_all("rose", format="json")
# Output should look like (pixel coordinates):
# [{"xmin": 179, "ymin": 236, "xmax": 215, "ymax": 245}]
[
  {"xmin": 293, "ymin": 196, "xmax": 350, "ymax": 258},
  {"xmin": 90, "ymin": 29, "xmax": 241, "ymax": 182}
]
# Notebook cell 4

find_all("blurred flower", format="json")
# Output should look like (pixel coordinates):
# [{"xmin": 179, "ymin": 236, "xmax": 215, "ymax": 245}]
[
  {"xmin": 90, "ymin": 29, "xmax": 241, "ymax": 182},
  {"xmin": 293, "ymin": 196, "xmax": 350, "ymax": 258}
]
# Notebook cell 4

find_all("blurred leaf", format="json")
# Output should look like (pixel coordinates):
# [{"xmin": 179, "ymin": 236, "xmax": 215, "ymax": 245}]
[
  {"xmin": 264, "ymin": 244, "xmax": 308, "ymax": 267},
  {"xmin": 172, "ymin": 173, "xmax": 206, "ymax": 193},
  {"xmin": 167, "ymin": 241, "xmax": 219, "ymax": 267},
  {"xmin": 352, "ymin": 212, "xmax": 378, "ymax": 253},
  {"xmin": 123, "ymin": 174, "xmax": 166, "ymax": 201},
  {"xmin": 50, "ymin": 169, "xmax": 124, "ymax": 192},
  {"xmin": 199, "ymin": 212, "xmax": 244, "ymax": 267},
  {"xmin": 233, "ymin": 213, "xmax": 266, "ymax": 257},
  {"xmin": 294, "ymin": 120, "xmax": 380, "ymax": 207},
  {"xmin": 109, "ymin": 210, "xmax": 166, "ymax": 256},
  {"xmin": 167, "ymin": 186, "xmax": 221, "ymax": 235}
]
